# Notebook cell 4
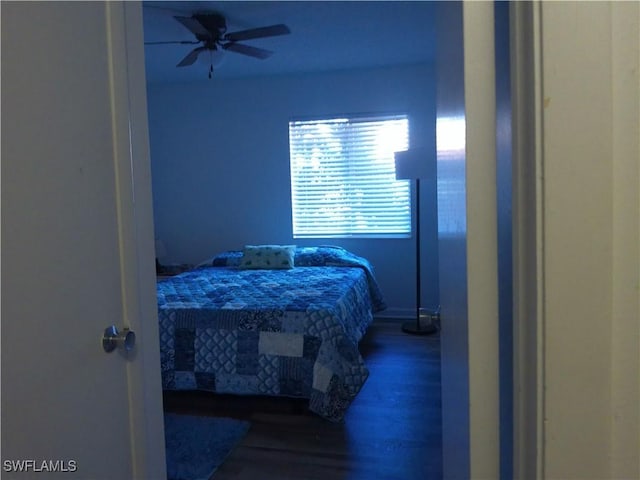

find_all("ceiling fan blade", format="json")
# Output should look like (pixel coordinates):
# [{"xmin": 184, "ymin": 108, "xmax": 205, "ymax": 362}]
[
  {"xmin": 145, "ymin": 40, "xmax": 200, "ymax": 45},
  {"xmin": 224, "ymin": 24, "xmax": 290, "ymax": 42},
  {"xmin": 174, "ymin": 16, "xmax": 212, "ymax": 39},
  {"xmin": 223, "ymin": 42, "xmax": 273, "ymax": 59},
  {"xmin": 177, "ymin": 47, "xmax": 207, "ymax": 67}
]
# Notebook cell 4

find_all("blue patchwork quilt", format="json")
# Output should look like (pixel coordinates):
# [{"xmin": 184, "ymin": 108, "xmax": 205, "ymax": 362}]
[{"xmin": 157, "ymin": 246, "xmax": 385, "ymax": 421}]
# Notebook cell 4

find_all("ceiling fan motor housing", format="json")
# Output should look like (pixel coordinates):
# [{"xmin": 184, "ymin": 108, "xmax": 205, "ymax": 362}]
[{"xmin": 193, "ymin": 13, "xmax": 226, "ymax": 40}]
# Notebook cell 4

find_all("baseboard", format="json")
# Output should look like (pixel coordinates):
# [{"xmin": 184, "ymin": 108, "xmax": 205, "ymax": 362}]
[
  {"xmin": 374, "ymin": 306, "xmax": 440, "ymax": 320},
  {"xmin": 374, "ymin": 307, "xmax": 415, "ymax": 320}
]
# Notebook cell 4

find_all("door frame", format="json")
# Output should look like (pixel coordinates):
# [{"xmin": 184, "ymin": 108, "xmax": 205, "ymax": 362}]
[{"xmin": 510, "ymin": 2, "xmax": 544, "ymax": 478}]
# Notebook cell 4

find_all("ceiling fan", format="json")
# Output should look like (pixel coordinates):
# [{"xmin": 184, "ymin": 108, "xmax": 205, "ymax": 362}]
[{"xmin": 145, "ymin": 12, "xmax": 291, "ymax": 78}]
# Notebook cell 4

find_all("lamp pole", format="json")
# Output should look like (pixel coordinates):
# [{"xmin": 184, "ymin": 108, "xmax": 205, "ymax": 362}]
[{"xmin": 401, "ymin": 177, "xmax": 437, "ymax": 335}]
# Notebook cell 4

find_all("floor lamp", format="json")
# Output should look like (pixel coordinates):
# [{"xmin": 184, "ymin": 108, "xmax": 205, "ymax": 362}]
[{"xmin": 395, "ymin": 149, "xmax": 438, "ymax": 335}]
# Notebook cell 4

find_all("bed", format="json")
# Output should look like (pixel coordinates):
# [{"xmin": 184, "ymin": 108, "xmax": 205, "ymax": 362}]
[{"xmin": 157, "ymin": 245, "xmax": 386, "ymax": 421}]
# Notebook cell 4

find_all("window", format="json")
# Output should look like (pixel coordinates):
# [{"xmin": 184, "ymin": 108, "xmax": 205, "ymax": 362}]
[{"xmin": 289, "ymin": 114, "xmax": 411, "ymax": 238}]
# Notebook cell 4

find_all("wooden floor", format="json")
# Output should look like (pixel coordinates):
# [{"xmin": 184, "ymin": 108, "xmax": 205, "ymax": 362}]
[{"xmin": 163, "ymin": 319, "xmax": 442, "ymax": 480}]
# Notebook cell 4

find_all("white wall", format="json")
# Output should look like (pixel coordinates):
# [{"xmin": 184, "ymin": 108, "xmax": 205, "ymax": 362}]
[
  {"xmin": 538, "ymin": 2, "xmax": 640, "ymax": 478},
  {"xmin": 513, "ymin": 2, "xmax": 639, "ymax": 478},
  {"xmin": 146, "ymin": 63, "xmax": 439, "ymax": 315},
  {"xmin": 435, "ymin": 1, "xmax": 470, "ymax": 477}
]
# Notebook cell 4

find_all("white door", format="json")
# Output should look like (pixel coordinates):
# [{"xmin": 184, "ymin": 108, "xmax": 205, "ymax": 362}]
[{"xmin": 1, "ymin": 2, "xmax": 166, "ymax": 479}]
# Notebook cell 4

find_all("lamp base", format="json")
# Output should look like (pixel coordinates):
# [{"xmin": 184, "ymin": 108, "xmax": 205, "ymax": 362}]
[{"xmin": 401, "ymin": 320, "xmax": 438, "ymax": 336}]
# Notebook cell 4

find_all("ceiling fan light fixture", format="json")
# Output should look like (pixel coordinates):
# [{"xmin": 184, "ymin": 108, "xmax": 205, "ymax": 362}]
[{"xmin": 197, "ymin": 48, "xmax": 225, "ymax": 68}]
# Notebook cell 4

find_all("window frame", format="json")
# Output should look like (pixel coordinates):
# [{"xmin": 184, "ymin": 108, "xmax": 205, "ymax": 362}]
[{"xmin": 288, "ymin": 112, "xmax": 412, "ymax": 239}]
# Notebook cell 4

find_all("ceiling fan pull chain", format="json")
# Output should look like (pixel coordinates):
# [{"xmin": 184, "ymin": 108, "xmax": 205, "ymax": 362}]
[{"xmin": 208, "ymin": 64, "xmax": 213, "ymax": 79}]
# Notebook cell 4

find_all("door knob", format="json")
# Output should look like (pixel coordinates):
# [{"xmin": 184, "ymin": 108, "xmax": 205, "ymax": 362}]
[{"xmin": 102, "ymin": 325, "xmax": 136, "ymax": 353}]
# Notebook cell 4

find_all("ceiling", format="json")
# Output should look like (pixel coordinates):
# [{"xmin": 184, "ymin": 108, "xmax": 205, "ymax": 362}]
[{"xmin": 142, "ymin": 1, "xmax": 438, "ymax": 84}]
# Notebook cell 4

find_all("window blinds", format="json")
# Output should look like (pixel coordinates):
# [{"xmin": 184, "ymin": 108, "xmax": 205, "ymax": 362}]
[{"xmin": 289, "ymin": 115, "xmax": 411, "ymax": 238}]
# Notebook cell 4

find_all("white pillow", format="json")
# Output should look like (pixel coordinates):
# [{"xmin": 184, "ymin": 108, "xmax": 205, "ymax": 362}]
[{"xmin": 239, "ymin": 245, "xmax": 296, "ymax": 270}]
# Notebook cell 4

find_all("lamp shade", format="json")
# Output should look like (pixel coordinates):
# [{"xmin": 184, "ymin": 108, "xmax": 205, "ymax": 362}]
[{"xmin": 394, "ymin": 148, "xmax": 432, "ymax": 180}]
